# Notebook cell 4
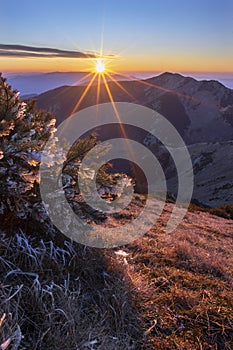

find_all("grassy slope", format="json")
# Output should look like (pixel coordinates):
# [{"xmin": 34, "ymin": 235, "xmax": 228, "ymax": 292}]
[
  {"xmin": 1, "ymin": 199, "xmax": 233, "ymax": 349},
  {"xmin": 112, "ymin": 199, "xmax": 233, "ymax": 349}
]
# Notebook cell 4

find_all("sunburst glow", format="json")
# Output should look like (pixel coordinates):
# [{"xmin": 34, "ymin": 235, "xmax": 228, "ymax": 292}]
[
  {"xmin": 65, "ymin": 44, "xmax": 201, "ymax": 122},
  {"xmin": 95, "ymin": 59, "xmax": 105, "ymax": 73}
]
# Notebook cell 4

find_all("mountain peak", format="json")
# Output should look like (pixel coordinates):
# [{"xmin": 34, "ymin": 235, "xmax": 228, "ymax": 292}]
[
  {"xmin": 145, "ymin": 72, "xmax": 196, "ymax": 91},
  {"xmin": 159, "ymin": 71, "xmax": 184, "ymax": 79}
]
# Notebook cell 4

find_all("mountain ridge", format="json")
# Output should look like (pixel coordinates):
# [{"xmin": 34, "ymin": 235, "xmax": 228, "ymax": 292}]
[
  {"xmin": 36, "ymin": 71, "xmax": 233, "ymax": 144},
  {"xmin": 34, "ymin": 72, "xmax": 233, "ymax": 208}
]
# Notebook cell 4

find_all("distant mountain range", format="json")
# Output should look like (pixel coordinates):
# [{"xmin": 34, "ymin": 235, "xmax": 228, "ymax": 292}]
[
  {"xmin": 35, "ymin": 72, "xmax": 233, "ymax": 207},
  {"xmin": 5, "ymin": 71, "xmax": 132, "ymax": 95},
  {"xmin": 5, "ymin": 71, "xmax": 233, "ymax": 96}
]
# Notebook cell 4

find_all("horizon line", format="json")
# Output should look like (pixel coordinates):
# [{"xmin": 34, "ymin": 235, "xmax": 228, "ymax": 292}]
[{"xmin": 2, "ymin": 69, "xmax": 233, "ymax": 75}]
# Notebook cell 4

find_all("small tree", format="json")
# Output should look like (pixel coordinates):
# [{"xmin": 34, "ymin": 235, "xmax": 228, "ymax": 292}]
[
  {"xmin": 0, "ymin": 73, "xmax": 56, "ymax": 225},
  {"xmin": 0, "ymin": 74, "xmax": 133, "ymax": 234}
]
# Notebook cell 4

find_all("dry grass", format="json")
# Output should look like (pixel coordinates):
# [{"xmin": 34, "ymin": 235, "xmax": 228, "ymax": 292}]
[
  {"xmin": 1, "ymin": 199, "xmax": 233, "ymax": 349},
  {"xmin": 116, "ymin": 200, "xmax": 233, "ymax": 350}
]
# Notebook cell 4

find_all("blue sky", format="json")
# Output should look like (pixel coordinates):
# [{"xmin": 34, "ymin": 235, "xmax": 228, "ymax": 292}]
[{"xmin": 0, "ymin": 0, "xmax": 233, "ymax": 72}]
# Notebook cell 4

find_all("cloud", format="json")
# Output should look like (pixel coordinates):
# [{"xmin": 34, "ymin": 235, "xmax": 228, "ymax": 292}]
[{"xmin": 0, "ymin": 44, "xmax": 97, "ymax": 59}]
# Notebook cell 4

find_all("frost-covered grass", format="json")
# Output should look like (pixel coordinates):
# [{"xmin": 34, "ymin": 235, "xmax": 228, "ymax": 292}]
[
  {"xmin": 0, "ymin": 230, "xmax": 142, "ymax": 349},
  {"xmin": 1, "ymin": 199, "xmax": 233, "ymax": 350}
]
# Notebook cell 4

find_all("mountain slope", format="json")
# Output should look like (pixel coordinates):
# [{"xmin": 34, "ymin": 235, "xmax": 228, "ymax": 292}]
[
  {"xmin": 164, "ymin": 141, "xmax": 233, "ymax": 207},
  {"xmin": 112, "ymin": 199, "xmax": 233, "ymax": 349},
  {"xmin": 36, "ymin": 72, "xmax": 233, "ymax": 144},
  {"xmin": 35, "ymin": 73, "xmax": 233, "ymax": 207},
  {"xmin": 145, "ymin": 73, "xmax": 233, "ymax": 143}
]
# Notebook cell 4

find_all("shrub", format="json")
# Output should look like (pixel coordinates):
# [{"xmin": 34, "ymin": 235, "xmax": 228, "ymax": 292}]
[
  {"xmin": 210, "ymin": 205, "xmax": 233, "ymax": 219},
  {"xmin": 0, "ymin": 74, "xmax": 134, "ymax": 235}
]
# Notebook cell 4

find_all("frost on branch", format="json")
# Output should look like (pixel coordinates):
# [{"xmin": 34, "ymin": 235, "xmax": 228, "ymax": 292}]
[
  {"xmin": 0, "ymin": 73, "xmax": 56, "ymax": 223},
  {"xmin": 0, "ymin": 74, "xmax": 134, "ymax": 234}
]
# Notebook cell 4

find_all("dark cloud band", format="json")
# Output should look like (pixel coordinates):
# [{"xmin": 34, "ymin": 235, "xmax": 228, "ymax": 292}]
[{"xmin": 0, "ymin": 44, "xmax": 97, "ymax": 58}]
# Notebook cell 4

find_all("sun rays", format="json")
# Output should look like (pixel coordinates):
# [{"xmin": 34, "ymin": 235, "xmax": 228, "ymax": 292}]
[
  {"xmin": 66, "ymin": 51, "xmax": 214, "ymax": 127},
  {"xmin": 68, "ymin": 55, "xmax": 138, "ymax": 118},
  {"xmin": 70, "ymin": 73, "xmax": 97, "ymax": 115},
  {"xmin": 69, "ymin": 56, "xmax": 203, "ymax": 119}
]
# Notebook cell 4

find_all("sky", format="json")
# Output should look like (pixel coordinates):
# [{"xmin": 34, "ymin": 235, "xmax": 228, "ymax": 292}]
[{"xmin": 0, "ymin": 0, "xmax": 233, "ymax": 73}]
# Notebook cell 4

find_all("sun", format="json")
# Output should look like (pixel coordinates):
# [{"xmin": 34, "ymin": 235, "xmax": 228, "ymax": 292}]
[{"xmin": 95, "ymin": 59, "xmax": 105, "ymax": 73}]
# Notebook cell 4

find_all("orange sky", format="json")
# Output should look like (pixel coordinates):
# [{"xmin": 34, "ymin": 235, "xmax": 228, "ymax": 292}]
[{"xmin": 1, "ymin": 53, "xmax": 233, "ymax": 73}]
